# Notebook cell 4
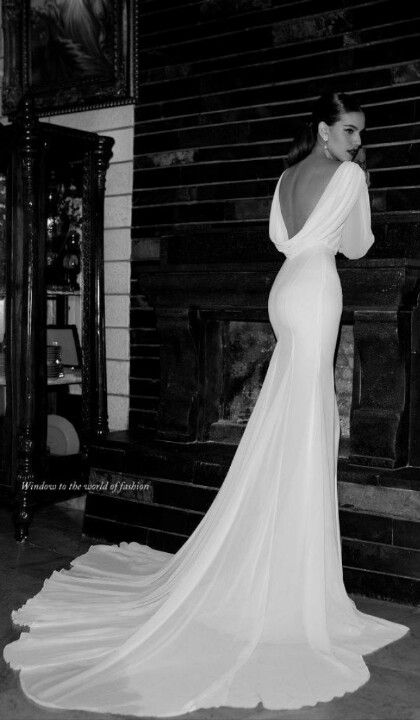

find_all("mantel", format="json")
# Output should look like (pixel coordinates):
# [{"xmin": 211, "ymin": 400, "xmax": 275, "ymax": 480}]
[{"xmin": 136, "ymin": 257, "xmax": 420, "ymax": 313}]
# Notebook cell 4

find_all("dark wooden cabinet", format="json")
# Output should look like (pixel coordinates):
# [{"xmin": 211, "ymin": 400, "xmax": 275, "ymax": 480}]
[{"xmin": 0, "ymin": 101, "xmax": 114, "ymax": 540}]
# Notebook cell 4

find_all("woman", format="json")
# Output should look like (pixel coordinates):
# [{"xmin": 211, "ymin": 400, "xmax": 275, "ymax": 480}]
[{"xmin": 3, "ymin": 92, "xmax": 408, "ymax": 717}]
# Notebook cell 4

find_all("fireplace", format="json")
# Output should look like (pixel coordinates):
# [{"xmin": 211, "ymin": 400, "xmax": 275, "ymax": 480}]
[
  {"xmin": 134, "ymin": 256, "xmax": 420, "ymax": 470},
  {"xmin": 200, "ymin": 317, "xmax": 355, "ymax": 457}
]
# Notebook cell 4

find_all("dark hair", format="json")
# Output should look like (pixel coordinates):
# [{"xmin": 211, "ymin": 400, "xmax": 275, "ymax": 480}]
[{"xmin": 286, "ymin": 92, "xmax": 363, "ymax": 167}]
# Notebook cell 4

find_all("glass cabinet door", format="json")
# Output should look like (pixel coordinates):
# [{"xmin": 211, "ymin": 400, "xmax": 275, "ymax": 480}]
[{"xmin": 44, "ymin": 165, "xmax": 83, "ymax": 456}]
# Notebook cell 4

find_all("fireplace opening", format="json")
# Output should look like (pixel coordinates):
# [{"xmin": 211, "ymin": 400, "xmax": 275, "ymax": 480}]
[{"xmin": 208, "ymin": 320, "xmax": 354, "ymax": 458}]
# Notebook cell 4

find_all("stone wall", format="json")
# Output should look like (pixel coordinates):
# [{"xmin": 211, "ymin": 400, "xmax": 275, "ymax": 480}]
[{"xmin": 131, "ymin": 0, "xmax": 420, "ymax": 434}]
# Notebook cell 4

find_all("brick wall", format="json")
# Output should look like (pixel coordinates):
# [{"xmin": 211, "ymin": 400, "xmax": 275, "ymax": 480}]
[{"xmin": 131, "ymin": 0, "xmax": 420, "ymax": 433}]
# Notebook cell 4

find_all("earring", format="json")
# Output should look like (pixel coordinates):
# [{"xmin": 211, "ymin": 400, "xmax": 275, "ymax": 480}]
[{"xmin": 322, "ymin": 135, "xmax": 332, "ymax": 160}]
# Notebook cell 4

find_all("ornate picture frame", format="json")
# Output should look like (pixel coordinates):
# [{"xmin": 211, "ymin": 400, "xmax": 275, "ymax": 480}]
[{"xmin": 2, "ymin": 0, "xmax": 139, "ymax": 117}]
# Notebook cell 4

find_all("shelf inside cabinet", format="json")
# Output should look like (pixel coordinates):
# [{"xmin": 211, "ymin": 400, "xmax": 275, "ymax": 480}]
[
  {"xmin": 0, "ymin": 370, "xmax": 81, "ymax": 387},
  {"xmin": 47, "ymin": 370, "xmax": 82, "ymax": 385},
  {"xmin": 47, "ymin": 289, "xmax": 81, "ymax": 296}
]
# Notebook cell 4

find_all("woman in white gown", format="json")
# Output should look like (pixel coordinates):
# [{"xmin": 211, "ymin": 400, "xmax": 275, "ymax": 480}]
[{"xmin": 3, "ymin": 92, "xmax": 408, "ymax": 717}]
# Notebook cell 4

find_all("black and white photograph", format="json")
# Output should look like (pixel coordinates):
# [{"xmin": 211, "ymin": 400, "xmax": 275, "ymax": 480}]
[
  {"xmin": 2, "ymin": 0, "xmax": 138, "ymax": 116},
  {"xmin": 0, "ymin": 2, "xmax": 418, "ymax": 720}
]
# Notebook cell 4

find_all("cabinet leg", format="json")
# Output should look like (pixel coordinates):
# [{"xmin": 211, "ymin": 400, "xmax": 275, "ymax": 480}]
[
  {"xmin": 12, "ymin": 431, "xmax": 36, "ymax": 541},
  {"xmin": 12, "ymin": 485, "xmax": 33, "ymax": 542},
  {"xmin": 80, "ymin": 442, "xmax": 90, "ymax": 484}
]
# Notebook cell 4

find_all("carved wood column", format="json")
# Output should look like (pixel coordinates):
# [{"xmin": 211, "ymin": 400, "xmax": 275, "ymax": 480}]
[
  {"xmin": 1, "ymin": 1, "xmax": 24, "ymax": 117},
  {"xmin": 409, "ymin": 295, "xmax": 420, "ymax": 466},
  {"xmin": 350, "ymin": 309, "xmax": 410, "ymax": 468},
  {"xmin": 81, "ymin": 135, "xmax": 113, "ymax": 471},
  {"xmin": 7, "ymin": 101, "xmax": 46, "ymax": 540}
]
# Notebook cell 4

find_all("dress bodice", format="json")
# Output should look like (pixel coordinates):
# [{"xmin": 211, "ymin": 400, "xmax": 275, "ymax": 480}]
[{"xmin": 269, "ymin": 160, "xmax": 374, "ymax": 259}]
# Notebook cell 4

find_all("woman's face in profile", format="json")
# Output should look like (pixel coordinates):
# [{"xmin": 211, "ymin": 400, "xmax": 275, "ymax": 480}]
[{"xmin": 326, "ymin": 111, "xmax": 365, "ymax": 162}]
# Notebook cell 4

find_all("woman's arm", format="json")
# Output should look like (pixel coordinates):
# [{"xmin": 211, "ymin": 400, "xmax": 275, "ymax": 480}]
[{"xmin": 352, "ymin": 146, "xmax": 370, "ymax": 187}]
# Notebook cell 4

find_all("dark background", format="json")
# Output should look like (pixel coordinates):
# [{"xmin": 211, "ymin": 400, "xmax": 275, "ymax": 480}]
[{"xmin": 130, "ymin": 0, "xmax": 420, "ymax": 432}]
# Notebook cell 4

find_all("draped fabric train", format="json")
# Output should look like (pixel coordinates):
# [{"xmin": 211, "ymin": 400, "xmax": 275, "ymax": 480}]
[{"xmin": 4, "ymin": 161, "xmax": 408, "ymax": 717}]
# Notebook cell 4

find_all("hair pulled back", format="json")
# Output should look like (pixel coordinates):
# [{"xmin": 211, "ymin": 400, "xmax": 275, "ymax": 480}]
[{"xmin": 286, "ymin": 92, "xmax": 363, "ymax": 167}]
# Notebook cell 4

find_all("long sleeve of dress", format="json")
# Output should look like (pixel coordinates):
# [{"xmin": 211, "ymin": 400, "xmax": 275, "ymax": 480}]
[
  {"xmin": 269, "ymin": 174, "xmax": 288, "ymax": 251},
  {"xmin": 338, "ymin": 166, "xmax": 374, "ymax": 259}
]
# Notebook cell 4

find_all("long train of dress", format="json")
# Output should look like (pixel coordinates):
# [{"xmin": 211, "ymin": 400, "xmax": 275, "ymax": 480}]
[{"xmin": 3, "ymin": 160, "xmax": 408, "ymax": 717}]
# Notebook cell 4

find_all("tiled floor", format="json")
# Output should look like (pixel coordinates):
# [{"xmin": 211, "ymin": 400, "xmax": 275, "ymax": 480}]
[{"xmin": 0, "ymin": 502, "xmax": 419, "ymax": 720}]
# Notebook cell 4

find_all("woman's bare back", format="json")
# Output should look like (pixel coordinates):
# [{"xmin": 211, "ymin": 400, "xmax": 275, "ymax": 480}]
[{"xmin": 279, "ymin": 156, "xmax": 341, "ymax": 238}]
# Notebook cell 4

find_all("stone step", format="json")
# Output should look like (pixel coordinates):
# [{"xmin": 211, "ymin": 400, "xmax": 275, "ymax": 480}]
[{"xmin": 85, "ymin": 437, "xmax": 419, "ymax": 603}]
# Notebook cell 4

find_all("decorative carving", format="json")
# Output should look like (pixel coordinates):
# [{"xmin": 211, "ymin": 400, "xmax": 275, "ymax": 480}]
[
  {"xmin": 81, "ymin": 137, "xmax": 114, "ymax": 447},
  {"xmin": 81, "ymin": 150, "xmax": 95, "ymax": 450},
  {"xmin": 12, "ymin": 480, "xmax": 33, "ymax": 542},
  {"xmin": 95, "ymin": 136, "xmax": 114, "ymax": 192},
  {"xmin": 5, "ymin": 100, "xmax": 47, "ymax": 541},
  {"xmin": 1, "ymin": 1, "xmax": 24, "ymax": 114}
]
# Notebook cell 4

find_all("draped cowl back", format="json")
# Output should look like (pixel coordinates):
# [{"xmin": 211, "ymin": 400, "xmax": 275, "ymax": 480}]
[{"xmin": 269, "ymin": 160, "xmax": 374, "ymax": 260}]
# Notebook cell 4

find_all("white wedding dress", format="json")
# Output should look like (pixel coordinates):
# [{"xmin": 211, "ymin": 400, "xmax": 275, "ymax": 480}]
[{"xmin": 4, "ymin": 160, "xmax": 408, "ymax": 717}]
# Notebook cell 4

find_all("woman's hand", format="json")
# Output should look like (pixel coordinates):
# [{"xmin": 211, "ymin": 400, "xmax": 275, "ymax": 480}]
[{"xmin": 352, "ymin": 147, "xmax": 370, "ymax": 187}]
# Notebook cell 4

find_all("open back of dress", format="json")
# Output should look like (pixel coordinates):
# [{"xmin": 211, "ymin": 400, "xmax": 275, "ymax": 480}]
[{"xmin": 3, "ymin": 161, "xmax": 408, "ymax": 717}]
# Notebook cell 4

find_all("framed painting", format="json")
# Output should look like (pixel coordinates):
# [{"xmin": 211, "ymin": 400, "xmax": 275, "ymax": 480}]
[{"xmin": 2, "ymin": 0, "xmax": 139, "ymax": 117}]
